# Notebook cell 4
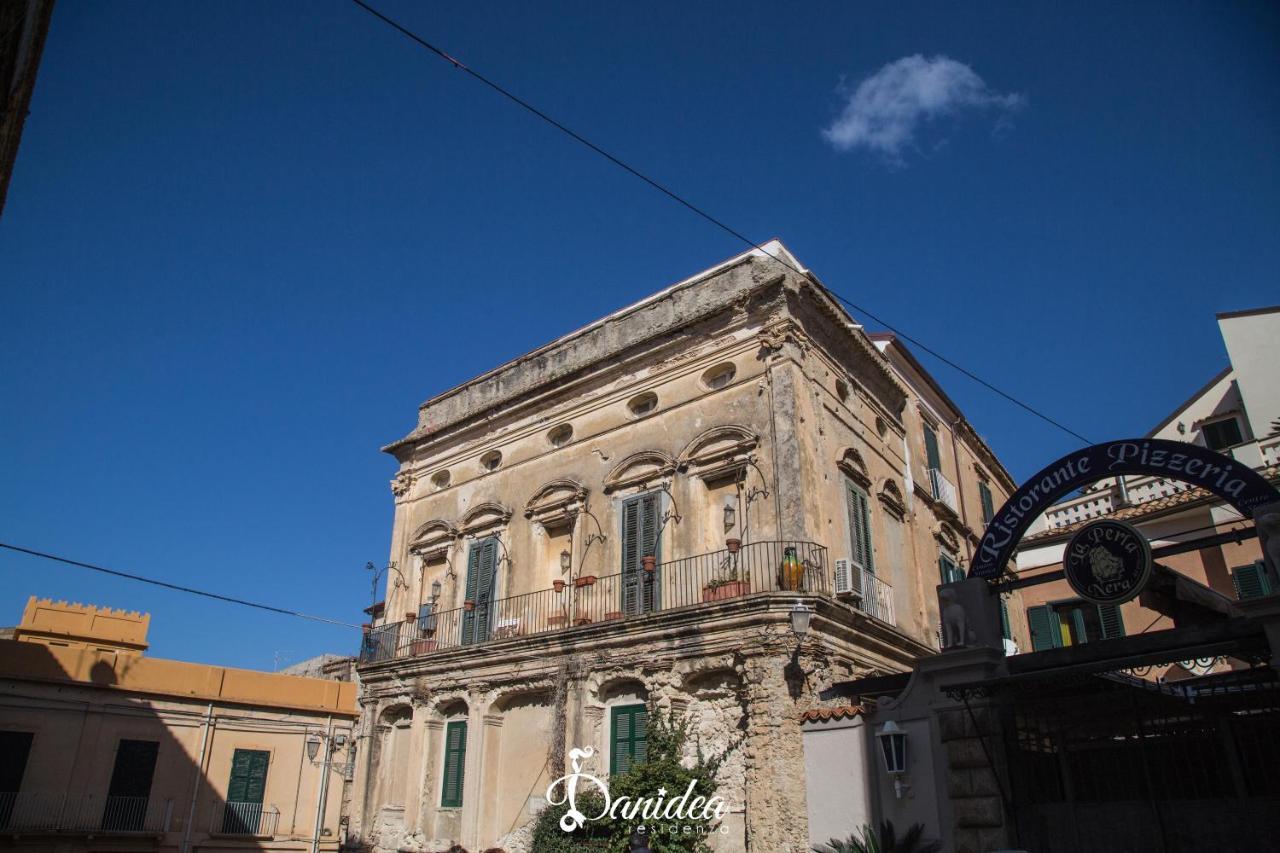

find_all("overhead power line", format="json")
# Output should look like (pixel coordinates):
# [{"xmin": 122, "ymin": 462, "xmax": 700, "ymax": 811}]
[
  {"xmin": 346, "ymin": 0, "xmax": 1094, "ymax": 446},
  {"xmin": 0, "ymin": 542, "xmax": 361, "ymax": 630}
]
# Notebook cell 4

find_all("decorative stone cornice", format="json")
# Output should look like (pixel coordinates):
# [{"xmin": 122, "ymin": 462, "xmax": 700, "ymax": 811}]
[
  {"xmin": 677, "ymin": 425, "xmax": 759, "ymax": 482},
  {"xmin": 460, "ymin": 502, "xmax": 513, "ymax": 536},
  {"xmin": 836, "ymin": 448, "xmax": 872, "ymax": 489},
  {"xmin": 524, "ymin": 479, "xmax": 589, "ymax": 527},
  {"xmin": 603, "ymin": 450, "xmax": 677, "ymax": 494},
  {"xmin": 409, "ymin": 520, "xmax": 459, "ymax": 560},
  {"xmin": 877, "ymin": 479, "xmax": 906, "ymax": 520}
]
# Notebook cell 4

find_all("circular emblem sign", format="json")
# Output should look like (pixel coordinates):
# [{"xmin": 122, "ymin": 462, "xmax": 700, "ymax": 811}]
[{"xmin": 1064, "ymin": 520, "xmax": 1152, "ymax": 605}]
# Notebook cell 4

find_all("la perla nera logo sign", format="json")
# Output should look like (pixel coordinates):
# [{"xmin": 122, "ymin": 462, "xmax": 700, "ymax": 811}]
[{"xmin": 1064, "ymin": 519, "xmax": 1152, "ymax": 605}]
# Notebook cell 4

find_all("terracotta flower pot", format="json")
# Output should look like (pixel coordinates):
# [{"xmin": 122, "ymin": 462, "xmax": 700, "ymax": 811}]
[
  {"xmin": 548, "ymin": 614, "xmax": 568, "ymax": 628},
  {"xmin": 575, "ymin": 575, "xmax": 597, "ymax": 588},
  {"xmin": 553, "ymin": 580, "xmax": 566, "ymax": 593},
  {"xmin": 463, "ymin": 600, "xmax": 476, "ymax": 612},
  {"xmin": 641, "ymin": 555, "xmax": 657, "ymax": 572},
  {"xmin": 725, "ymin": 538, "xmax": 741, "ymax": 554},
  {"xmin": 702, "ymin": 579, "xmax": 751, "ymax": 603}
]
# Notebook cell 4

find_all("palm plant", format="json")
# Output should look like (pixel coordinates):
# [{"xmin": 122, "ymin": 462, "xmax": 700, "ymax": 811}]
[{"xmin": 813, "ymin": 821, "xmax": 940, "ymax": 853}]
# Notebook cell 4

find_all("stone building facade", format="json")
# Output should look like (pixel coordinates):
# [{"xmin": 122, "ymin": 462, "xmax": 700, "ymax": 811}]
[{"xmin": 350, "ymin": 241, "xmax": 1016, "ymax": 852}]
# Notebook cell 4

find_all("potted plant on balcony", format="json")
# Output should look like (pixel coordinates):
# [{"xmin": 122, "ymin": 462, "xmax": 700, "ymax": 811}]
[
  {"xmin": 641, "ymin": 555, "xmax": 657, "ymax": 572},
  {"xmin": 574, "ymin": 575, "xmax": 597, "ymax": 588},
  {"xmin": 702, "ymin": 566, "xmax": 750, "ymax": 602},
  {"xmin": 553, "ymin": 579, "xmax": 566, "ymax": 593},
  {"xmin": 463, "ymin": 600, "xmax": 476, "ymax": 612},
  {"xmin": 725, "ymin": 537, "xmax": 741, "ymax": 554}
]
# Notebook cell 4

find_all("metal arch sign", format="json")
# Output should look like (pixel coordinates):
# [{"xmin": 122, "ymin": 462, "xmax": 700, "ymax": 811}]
[{"xmin": 970, "ymin": 438, "xmax": 1280, "ymax": 579}]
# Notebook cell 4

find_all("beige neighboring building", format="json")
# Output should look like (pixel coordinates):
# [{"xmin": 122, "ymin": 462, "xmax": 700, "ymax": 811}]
[
  {"xmin": 351, "ymin": 241, "xmax": 1017, "ymax": 852},
  {"xmin": 1015, "ymin": 306, "xmax": 1280, "ymax": 670},
  {"xmin": 0, "ymin": 597, "xmax": 357, "ymax": 852}
]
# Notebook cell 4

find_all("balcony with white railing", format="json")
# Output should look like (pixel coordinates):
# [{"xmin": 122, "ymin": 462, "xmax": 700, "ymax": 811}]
[
  {"xmin": 0, "ymin": 792, "xmax": 172, "ymax": 834},
  {"xmin": 927, "ymin": 467, "xmax": 960, "ymax": 515}
]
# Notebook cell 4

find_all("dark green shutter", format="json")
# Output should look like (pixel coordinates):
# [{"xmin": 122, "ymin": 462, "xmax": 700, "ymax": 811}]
[
  {"xmin": 461, "ymin": 539, "xmax": 497, "ymax": 645},
  {"xmin": 1027, "ymin": 605, "xmax": 1060, "ymax": 651},
  {"xmin": 1233, "ymin": 563, "xmax": 1272, "ymax": 600},
  {"xmin": 979, "ymin": 482, "xmax": 995, "ymax": 525},
  {"xmin": 621, "ymin": 494, "xmax": 660, "ymax": 616},
  {"xmin": 924, "ymin": 425, "xmax": 941, "ymax": 470},
  {"xmin": 441, "ymin": 721, "xmax": 467, "ymax": 807},
  {"xmin": 1097, "ymin": 604, "xmax": 1125, "ymax": 639},
  {"xmin": 846, "ymin": 483, "xmax": 875, "ymax": 575},
  {"xmin": 999, "ymin": 596, "xmax": 1011, "ymax": 641},
  {"xmin": 227, "ymin": 749, "xmax": 268, "ymax": 804},
  {"xmin": 610, "ymin": 705, "xmax": 648, "ymax": 775}
]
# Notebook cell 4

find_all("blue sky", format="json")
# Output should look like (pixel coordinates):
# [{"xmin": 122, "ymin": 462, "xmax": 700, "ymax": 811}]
[{"xmin": 2, "ymin": 1, "xmax": 1277, "ymax": 669}]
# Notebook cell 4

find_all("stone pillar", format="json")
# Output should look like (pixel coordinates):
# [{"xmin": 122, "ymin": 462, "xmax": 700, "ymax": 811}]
[
  {"xmin": 740, "ymin": 651, "xmax": 812, "ymax": 852},
  {"xmin": 938, "ymin": 704, "xmax": 1012, "ymax": 853},
  {"xmin": 418, "ymin": 718, "xmax": 445, "ymax": 841},
  {"xmin": 476, "ymin": 713, "xmax": 506, "ymax": 845},
  {"xmin": 767, "ymin": 359, "xmax": 808, "ymax": 543}
]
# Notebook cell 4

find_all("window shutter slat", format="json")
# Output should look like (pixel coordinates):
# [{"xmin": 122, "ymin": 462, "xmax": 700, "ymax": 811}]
[
  {"xmin": 924, "ymin": 425, "xmax": 941, "ymax": 470},
  {"xmin": 1233, "ymin": 563, "xmax": 1271, "ymax": 600},
  {"xmin": 621, "ymin": 499, "xmax": 640, "ymax": 615},
  {"xmin": 999, "ymin": 596, "xmax": 1011, "ymax": 641},
  {"xmin": 441, "ymin": 721, "xmax": 467, "ymax": 807}
]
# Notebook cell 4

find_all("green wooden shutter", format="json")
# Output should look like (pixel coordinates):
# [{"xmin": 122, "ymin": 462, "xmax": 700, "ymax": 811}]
[
  {"xmin": 1027, "ymin": 605, "xmax": 1060, "ymax": 651},
  {"xmin": 1097, "ymin": 604, "xmax": 1125, "ymax": 639},
  {"xmin": 441, "ymin": 721, "xmax": 467, "ymax": 807},
  {"xmin": 621, "ymin": 494, "xmax": 661, "ymax": 616},
  {"xmin": 461, "ymin": 540, "xmax": 497, "ymax": 645},
  {"xmin": 610, "ymin": 705, "xmax": 648, "ymax": 775},
  {"xmin": 923, "ymin": 425, "xmax": 941, "ymax": 470},
  {"xmin": 979, "ymin": 482, "xmax": 995, "ymax": 525},
  {"xmin": 1232, "ymin": 563, "xmax": 1272, "ymax": 600},
  {"xmin": 227, "ymin": 749, "xmax": 269, "ymax": 804},
  {"xmin": 999, "ymin": 596, "xmax": 1011, "ymax": 641},
  {"xmin": 846, "ymin": 484, "xmax": 875, "ymax": 575},
  {"xmin": 1069, "ymin": 607, "xmax": 1088, "ymax": 645}
]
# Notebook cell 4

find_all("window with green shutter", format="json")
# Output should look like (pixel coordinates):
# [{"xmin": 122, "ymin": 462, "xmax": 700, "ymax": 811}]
[
  {"xmin": 999, "ymin": 596, "xmax": 1011, "ymax": 641},
  {"xmin": 610, "ymin": 704, "xmax": 648, "ymax": 776},
  {"xmin": 923, "ymin": 423, "xmax": 942, "ymax": 471},
  {"xmin": 1232, "ymin": 562, "xmax": 1272, "ymax": 600},
  {"xmin": 440, "ymin": 721, "xmax": 467, "ymax": 808},
  {"xmin": 461, "ymin": 539, "xmax": 498, "ymax": 646},
  {"xmin": 978, "ymin": 481, "xmax": 995, "ymax": 526},
  {"xmin": 1027, "ymin": 601, "xmax": 1123, "ymax": 651},
  {"xmin": 938, "ymin": 552, "xmax": 965, "ymax": 584},
  {"xmin": 845, "ymin": 481, "xmax": 875, "ymax": 575},
  {"xmin": 620, "ymin": 493, "xmax": 661, "ymax": 616},
  {"xmin": 223, "ymin": 749, "xmax": 269, "ymax": 834}
]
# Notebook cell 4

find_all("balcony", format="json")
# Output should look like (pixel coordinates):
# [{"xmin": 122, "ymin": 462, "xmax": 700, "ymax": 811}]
[
  {"xmin": 360, "ymin": 540, "xmax": 830, "ymax": 663},
  {"xmin": 927, "ymin": 467, "xmax": 960, "ymax": 514},
  {"xmin": 840, "ymin": 562, "xmax": 896, "ymax": 626},
  {"xmin": 210, "ymin": 801, "xmax": 281, "ymax": 837},
  {"xmin": 0, "ymin": 792, "xmax": 171, "ymax": 834}
]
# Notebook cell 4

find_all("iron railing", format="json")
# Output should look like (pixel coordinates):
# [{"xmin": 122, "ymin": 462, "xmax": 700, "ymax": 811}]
[
  {"xmin": 0, "ymin": 792, "xmax": 171, "ymax": 833},
  {"xmin": 855, "ymin": 567, "xmax": 896, "ymax": 625},
  {"xmin": 360, "ymin": 540, "xmax": 828, "ymax": 662},
  {"xmin": 210, "ymin": 801, "xmax": 280, "ymax": 836}
]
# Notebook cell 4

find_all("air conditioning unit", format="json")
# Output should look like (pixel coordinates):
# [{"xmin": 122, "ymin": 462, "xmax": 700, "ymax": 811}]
[{"xmin": 833, "ymin": 559, "xmax": 864, "ymax": 597}]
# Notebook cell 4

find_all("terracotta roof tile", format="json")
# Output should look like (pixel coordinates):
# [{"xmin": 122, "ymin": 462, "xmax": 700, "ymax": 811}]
[{"xmin": 800, "ymin": 705, "xmax": 863, "ymax": 723}]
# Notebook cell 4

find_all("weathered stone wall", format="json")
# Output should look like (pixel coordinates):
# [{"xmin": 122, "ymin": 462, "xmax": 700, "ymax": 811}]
[{"xmin": 938, "ymin": 705, "xmax": 1012, "ymax": 853}]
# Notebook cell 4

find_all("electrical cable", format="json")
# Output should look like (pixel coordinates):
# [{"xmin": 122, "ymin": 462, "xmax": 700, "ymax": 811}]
[
  {"xmin": 345, "ymin": 0, "xmax": 1094, "ymax": 446},
  {"xmin": 0, "ymin": 542, "xmax": 361, "ymax": 629}
]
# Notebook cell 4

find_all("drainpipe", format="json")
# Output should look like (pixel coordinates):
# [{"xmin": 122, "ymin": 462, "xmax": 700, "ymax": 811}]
[
  {"xmin": 311, "ymin": 715, "xmax": 334, "ymax": 853},
  {"xmin": 181, "ymin": 703, "xmax": 215, "ymax": 853}
]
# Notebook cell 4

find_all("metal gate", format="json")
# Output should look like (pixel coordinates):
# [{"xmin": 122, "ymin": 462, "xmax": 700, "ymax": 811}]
[{"xmin": 1003, "ymin": 666, "xmax": 1280, "ymax": 852}]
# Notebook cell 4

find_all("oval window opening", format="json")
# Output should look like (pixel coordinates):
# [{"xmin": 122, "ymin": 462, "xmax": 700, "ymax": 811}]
[
  {"xmin": 701, "ymin": 363, "xmax": 736, "ymax": 391},
  {"xmin": 431, "ymin": 470, "xmax": 451, "ymax": 490},
  {"xmin": 479, "ymin": 450, "xmax": 503, "ymax": 472},
  {"xmin": 835, "ymin": 379, "xmax": 850, "ymax": 402},
  {"xmin": 627, "ymin": 392, "xmax": 658, "ymax": 418},
  {"xmin": 548, "ymin": 424, "xmax": 573, "ymax": 447}
]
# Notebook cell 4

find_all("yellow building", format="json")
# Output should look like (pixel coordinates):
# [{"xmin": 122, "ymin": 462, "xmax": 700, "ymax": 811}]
[{"xmin": 0, "ymin": 597, "xmax": 358, "ymax": 852}]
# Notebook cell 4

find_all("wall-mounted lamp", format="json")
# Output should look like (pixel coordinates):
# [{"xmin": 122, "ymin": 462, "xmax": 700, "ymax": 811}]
[
  {"xmin": 306, "ymin": 733, "xmax": 324, "ymax": 762},
  {"xmin": 789, "ymin": 601, "xmax": 813, "ymax": 641},
  {"xmin": 723, "ymin": 503, "xmax": 736, "ymax": 533},
  {"xmin": 876, "ymin": 720, "xmax": 910, "ymax": 798},
  {"xmin": 560, "ymin": 550, "xmax": 572, "ymax": 572},
  {"xmin": 431, "ymin": 580, "xmax": 442, "ymax": 601}
]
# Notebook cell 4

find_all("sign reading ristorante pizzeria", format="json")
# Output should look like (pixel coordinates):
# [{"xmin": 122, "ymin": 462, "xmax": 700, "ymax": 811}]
[
  {"xmin": 971, "ymin": 438, "xmax": 1280, "ymax": 579},
  {"xmin": 1064, "ymin": 520, "xmax": 1152, "ymax": 605}
]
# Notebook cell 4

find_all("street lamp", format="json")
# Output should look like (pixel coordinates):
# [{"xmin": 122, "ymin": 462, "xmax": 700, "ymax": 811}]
[
  {"xmin": 876, "ymin": 720, "xmax": 910, "ymax": 798},
  {"xmin": 560, "ymin": 550, "xmax": 572, "ymax": 572},
  {"xmin": 430, "ymin": 580, "xmax": 442, "ymax": 600},
  {"xmin": 789, "ymin": 601, "xmax": 813, "ymax": 641},
  {"xmin": 306, "ymin": 733, "xmax": 323, "ymax": 762}
]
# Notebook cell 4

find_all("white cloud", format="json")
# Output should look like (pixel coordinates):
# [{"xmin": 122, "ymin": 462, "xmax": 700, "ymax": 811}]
[{"xmin": 822, "ymin": 55, "xmax": 1025, "ymax": 161}]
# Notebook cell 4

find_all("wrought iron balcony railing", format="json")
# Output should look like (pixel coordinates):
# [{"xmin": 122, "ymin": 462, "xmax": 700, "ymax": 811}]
[
  {"xmin": 210, "ymin": 801, "xmax": 280, "ymax": 837},
  {"xmin": 0, "ymin": 792, "xmax": 171, "ymax": 833},
  {"xmin": 360, "ymin": 540, "xmax": 828, "ymax": 663}
]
